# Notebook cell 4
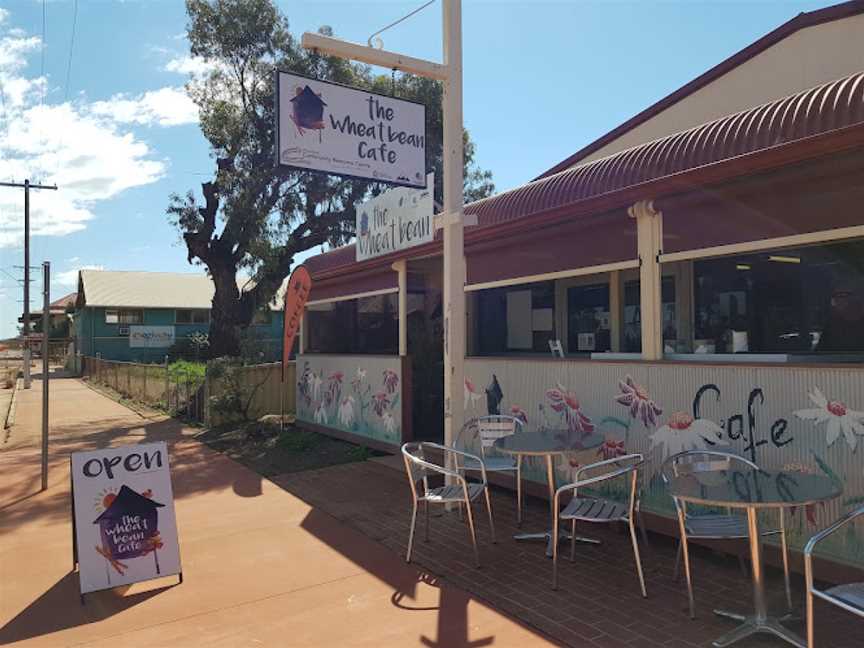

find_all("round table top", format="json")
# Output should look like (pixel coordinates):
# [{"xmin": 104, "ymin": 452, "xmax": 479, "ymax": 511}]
[
  {"xmin": 493, "ymin": 429, "xmax": 604, "ymax": 457},
  {"xmin": 668, "ymin": 469, "xmax": 842, "ymax": 509}
]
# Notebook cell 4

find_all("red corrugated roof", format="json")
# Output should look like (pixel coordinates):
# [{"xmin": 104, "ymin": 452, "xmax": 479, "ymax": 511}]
[{"xmin": 305, "ymin": 70, "xmax": 864, "ymax": 277}]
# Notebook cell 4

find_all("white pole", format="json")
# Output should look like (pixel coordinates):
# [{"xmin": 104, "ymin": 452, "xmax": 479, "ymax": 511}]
[
  {"xmin": 41, "ymin": 261, "xmax": 50, "ymax": 491},
  {"xmin": 393, "ymin": 260, "xmax": 408, "ymax": 357},
  {"xmin": 442, "ymin": 0, "xmax": 465, "ymax": 460}
]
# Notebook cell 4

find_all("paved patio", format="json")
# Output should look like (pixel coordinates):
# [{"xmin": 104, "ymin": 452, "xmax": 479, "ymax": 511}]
[
  {"xmin": 0, "ymin": 375, "xmax": 552, "ymax": 647},
  {"xmin": 275, "ymin": 458, "xmax": 863, "ymax": 648}
]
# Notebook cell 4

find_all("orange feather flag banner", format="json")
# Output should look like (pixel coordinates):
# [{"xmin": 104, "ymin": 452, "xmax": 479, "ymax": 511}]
[{"xmin": 282, "ymin": 265, "xmax": 312, "ymax": 382}]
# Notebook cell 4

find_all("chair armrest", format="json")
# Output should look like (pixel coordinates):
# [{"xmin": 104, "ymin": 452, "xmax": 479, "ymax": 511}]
[
  {"xmin": 423, "ymin": 442, "xmax": 488, "ymax": 485},
  {"xmin": 805, "ymin": 504, "xmax": 864, "ymax": 557},
  {"xmin": 574, "ymin": 454, "xmax": 643, "ymax": 482}
]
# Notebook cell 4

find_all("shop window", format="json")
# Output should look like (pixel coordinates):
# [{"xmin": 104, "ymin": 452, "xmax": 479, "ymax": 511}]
[
  {"xmin": 104, "ymin": 309, "xmax": 142, "ymax": 325},
  {"xmin": 251, "ymin": 309, "xmax": 273, "ymax": 326},
  {"xmin": 176, "ymin": 309, "xmax": 209, "ymax": 325},
  {"xmin": 567, "ymin": 283, "xmax": 610, "ymax": 353},
  {"xmin": 306, "ymin": 293, "xmax": 397, "ymax": 355},
  {"xmin": 692, "ymin": 240, "xmax": 864, "ymax": 356},
  {"xmin": 622, "ymin": 277, "xmax": 677, "ymax": 353},
  {"xmin": 474, "ymin": 281, "xmax": 555, "ymax": 355}
]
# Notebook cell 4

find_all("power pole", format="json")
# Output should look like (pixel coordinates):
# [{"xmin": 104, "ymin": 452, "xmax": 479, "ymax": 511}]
[
  {"xmin": 301, "ymin": 0, "xmax": 466, "ymax": 471},
  {"xmin": 0, "ymin": 180, "xmax": 58, "ymax": 389},
  {"xmin": 41, "ymin": 261, "xmax": 50, "ymax": 491}
]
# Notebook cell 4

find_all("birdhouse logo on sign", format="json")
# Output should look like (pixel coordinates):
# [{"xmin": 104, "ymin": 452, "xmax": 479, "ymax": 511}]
[
  {"xmin": 359, "ymin": 211, "xmax": 370, "ymax": 237},
  {"xmin": 93, "ymin": 484, "xmax": 165, "ymax": 576},
  {"xmin": 289, "ymin": 85, "xmax": 327, "ymax": 141}
]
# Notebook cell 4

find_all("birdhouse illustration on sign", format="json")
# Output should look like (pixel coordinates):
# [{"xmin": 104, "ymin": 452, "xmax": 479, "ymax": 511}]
[
  {"xmin": 93, "ymin": 484, "xmax": 164, "ymax": 580},
  {"xmin": 290, "ymin": 85, "xmax": 327, "ymax": 141},
  {"xmin": 359, "ymin": 211, "xmax": 369, "ymax": 237}
]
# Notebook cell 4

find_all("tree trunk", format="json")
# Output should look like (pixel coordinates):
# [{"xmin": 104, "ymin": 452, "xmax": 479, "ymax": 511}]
[{"xmin": 208, "ymin": 263, "xmax": 244, "ymax": 359}]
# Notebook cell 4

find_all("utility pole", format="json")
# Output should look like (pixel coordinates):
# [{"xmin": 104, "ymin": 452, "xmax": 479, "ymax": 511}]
[
  {"xmin": 301, "ymin": 0, "xmax": 466, "ymax": 467},
  {"xmin": 0, "ymin": 180, "xmax": 58, "ymax": 389},
  {"xmin": 41, "ymin": 261, "xmax": 50, "ymax": 491}
]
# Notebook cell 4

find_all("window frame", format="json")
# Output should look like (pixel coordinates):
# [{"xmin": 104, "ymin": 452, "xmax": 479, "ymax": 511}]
[
  {"xmin": 104, "ymin": 309, "xmax": 143, "ymax": 325},
  {"xmin": 175, "ymin": 309, "xmax": 210, "ymax": 325}
]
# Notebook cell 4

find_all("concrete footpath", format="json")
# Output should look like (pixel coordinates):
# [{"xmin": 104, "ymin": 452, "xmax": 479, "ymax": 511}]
[{"xmin": 0, "ymin": 374, "xmax": 552, "ymax": 647}]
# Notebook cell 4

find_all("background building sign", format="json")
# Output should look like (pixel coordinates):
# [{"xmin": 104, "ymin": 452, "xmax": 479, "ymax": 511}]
[
  {"xmin": 71, "ymin": 441, "xmax": 182, "ymax": 595},
  {"xmin": 356, "ymin": 173, "xmax": 434, "ymax": 261},
  {"xmin": 129, "ymin": 326, "xmax": 175, "ymax": 348},
  {"xmin": 276, "ymin": 72, "xmax": 426, "ymax": 188}
]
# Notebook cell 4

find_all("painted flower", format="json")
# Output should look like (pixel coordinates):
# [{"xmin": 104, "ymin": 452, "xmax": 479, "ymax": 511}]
[
  {"xmin": 465, "ymin": 378, "xmax": 481, "ymax": 407},
  {"xmin": 794, "ymin": 387, "xmax": 864, "ymax": 451},
  {"xmin": 511, "ymin": 405, "xmax": 528, "ymax": 425},
  {"xmin": 372, "ymin": 392, "xmax": 390, "ymax": 417},
  {"xmin": 382, "ymin": 369, "xmax": 399, "ymax": 394},
  {"xmin": 546, "ymin": 383, "xmax": 594, "ymax": 435},
  {"xmin": 338, "ymin": 396, "xmax": 355, "ymax": 427},
  {"xmin": 352, "ymin": 367, "xmax": 367, "ymax": 389},
  {"xmin": 615, "ymin": 375, "xmax": 662, "ymax": 428},
  {"xmin": 314, "ymin": 402, "xmax": 328, "ymax": 425},
  {"xmin": 382, "ymin": 412, "xmax": 397, "ymax": 436},
  {"xmin": 597, "ymin": 438, "xmax": 627, "ymax": 460},
  {"xmin": 309, "ymin": 373, "xmax": 323, "ymax": 402},
  {"xmin": 649, "ymin": 411, "xmax": 723, "ymax": 459}
]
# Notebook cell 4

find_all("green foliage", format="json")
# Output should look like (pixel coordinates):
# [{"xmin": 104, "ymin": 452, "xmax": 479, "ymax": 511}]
[
  {"xmin": 207, "ymin": 356, "xmax": 275, "ymax": 422},
  {"xmin": 168, "ymin": 360, "xmax": 206, "ymax": 383},
  {"xmin": 276, "ymin": 429, "xmax": 322, "ymax": 452},
  {"xmin": 169, "ymin": 0, "xmax": 495, "ymax": 358}
]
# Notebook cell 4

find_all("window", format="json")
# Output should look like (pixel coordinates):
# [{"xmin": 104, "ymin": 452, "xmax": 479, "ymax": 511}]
[
  {"xmin": 104, "ymin": 309, "xmax": 142, "ymax": 325},
  {"xmin": 474, "ymin": 281, "xmax": 555, "ymax": 355},
  {"xmin": 251, "ymin": 309, "xmax": 272, "ymax": 326},
  {"xmin": 567, "ymin": 283, "xmax": 610, "ymax": 353},
  {"xmin": 622, "ymin": 277, "xmax": 677, "ymax": 353},
  {"xmin": 176, "ymin": 309, "xmax": 209, "ymax": 324},
  {"xmin": 692, "ymin": 240, "xmax": 864, "ymax": 355},
  {"xmin": 306, "ymin": 294, "xmax": 398, "ymax": 355}
]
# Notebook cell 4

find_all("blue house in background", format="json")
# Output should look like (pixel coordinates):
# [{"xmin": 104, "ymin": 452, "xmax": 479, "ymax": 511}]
[{"xmin": 73, "ymin": 270, "xmax": 284, "ymax": 363}]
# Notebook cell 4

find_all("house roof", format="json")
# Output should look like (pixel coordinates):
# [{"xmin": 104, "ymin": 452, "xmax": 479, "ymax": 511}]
[
  {"xmin": 79, "ymin": 270, "xmax": 217, "ymax": 309},
  {"xmin": 305, "ymin": 70, "xmax": 864, "ymax": 279},
  {"xmin": 536, "ymin": 0, "xmax": 864, "ymax": 179}
]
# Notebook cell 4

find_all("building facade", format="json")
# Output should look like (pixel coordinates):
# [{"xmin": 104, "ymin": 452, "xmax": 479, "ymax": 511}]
[{"xmin": 296, "ymin": 2, "xmax": 864, "ymax": 570}]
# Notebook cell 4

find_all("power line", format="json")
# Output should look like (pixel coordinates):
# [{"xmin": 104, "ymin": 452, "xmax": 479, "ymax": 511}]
[{"xmin": 63, "ymin": 0, "xmax": 78, "ymax": 102}]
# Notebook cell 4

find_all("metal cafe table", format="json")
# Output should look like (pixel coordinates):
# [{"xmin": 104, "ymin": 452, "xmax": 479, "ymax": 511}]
[
  {"xmin": 669, "ymin": 468, "xmax": 842, "ymax": 648},
  {"xmin": 494, "ymin": 429, "xmax": 604, "ymax": 557}
]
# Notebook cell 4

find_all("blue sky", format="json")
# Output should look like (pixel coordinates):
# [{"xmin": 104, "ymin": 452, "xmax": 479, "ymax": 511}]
[{"xmin": 0, "ymin": 0, "xmax": 833, "ymax": 338}]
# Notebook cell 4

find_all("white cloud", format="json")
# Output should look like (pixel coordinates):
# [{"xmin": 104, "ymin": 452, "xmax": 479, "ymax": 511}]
[
  {"xmin": 0, "ymin": 14, "xmax": 200, "ymax": 248},
  {"xmin": 90, "ymin": 87, "xmax": 198, "ymax": 127},
  {"xmin": 56, "ymin": 264, "xmax": 104, "ymax": 287},
  {"xmin": 164, "ymin": 54, "xmax": 216, "ymax": 77}
]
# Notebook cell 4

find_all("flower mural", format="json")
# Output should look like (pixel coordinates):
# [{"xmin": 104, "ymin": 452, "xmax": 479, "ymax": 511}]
[
  {"xmin": 382, "ymin": 369, "xmax": 399, "ymax": 394},
  {"xmin": 465, "ymin": 378, "xmax": 481, "ymax": 408},
  {"xmin": 546, "ymin": 383, "xmax": 594, "ymax": 435},
  {"xmin": 510, "ymin": 405, "xmax": 528, "ymax": 425},
  {"xmin": 649, "ymin": 411, "xmax": 723, "ymax": 459},
  {"xmin": 297, "ymin": 359, "xmax": 401, "ymax": 443},
  {"xmin": 597, "ymin": 438, "xmax": 627, "ymax": 460},
  {"xmin": 794, "ymin": 387, "xmax": 864, "ymax": 451},
  {"xmin": 615, "ymin": 375, "xmax": 662, "ymax": 427}
]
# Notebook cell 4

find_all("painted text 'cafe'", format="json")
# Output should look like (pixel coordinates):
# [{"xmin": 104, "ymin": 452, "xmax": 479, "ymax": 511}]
[{"xmin": 294, "ymin": 10, "xmax": 864, "ymax": 572}]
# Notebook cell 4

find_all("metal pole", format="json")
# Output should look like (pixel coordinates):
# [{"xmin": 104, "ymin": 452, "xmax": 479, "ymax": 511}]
[
  {"xmin": 441, "ymin": 0, "xmax": 465, "ymax": 463},
  {"xmin": 41, "ymin": 261, "xmax": 50, "ymax": 491},
  {"xmin": 23, "ymin": 181, "xmax": 31, "ymax": 389}
]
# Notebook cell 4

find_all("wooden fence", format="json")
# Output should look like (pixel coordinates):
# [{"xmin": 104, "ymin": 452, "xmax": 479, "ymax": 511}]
[{"xmin": 207, "ymin": 362, "xmax": 296, "ymax": 425}]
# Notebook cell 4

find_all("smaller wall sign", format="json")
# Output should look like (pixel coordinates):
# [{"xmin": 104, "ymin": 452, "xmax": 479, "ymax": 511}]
[
  {"xmin": 71, "ymin": 441, "xmax": 181, "ymax": 595},
  {"xmin": 356, "ymin": 173, "xmax": 434, "ymax": 262},
  {"xmin": 129, "ymin": 326, "xmax": 175, "ymax": 348},
  {"xmin": 277, "ymin": 72, "xmax": 427, "ymax": 188}
]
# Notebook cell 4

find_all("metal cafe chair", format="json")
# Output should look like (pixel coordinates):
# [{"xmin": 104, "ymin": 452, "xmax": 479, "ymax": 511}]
[
  {"xmin": 455, "ymin": 415, "xmax": 525, "ymax": 525},
  {"xmin": 804, "ymin": 504, "xmax": 864, "ymax": 648},
  {"xmin": 661, "ymin": 450, "xmax": 792, "ymax": 619},
  {"xmin": 401, "ymin": 442, "xmax": 496, "ymax": 568},
  {"xmin": 552, "ymin": 453, "xmax": 647, "ymax": 596}
]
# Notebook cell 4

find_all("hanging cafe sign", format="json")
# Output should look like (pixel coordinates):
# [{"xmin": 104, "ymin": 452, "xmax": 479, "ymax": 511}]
[
  {"xmin": 276, "ymin": 71, "xmax": 427, "ymax": 188},
  {"xmin": 356, "ymin": 173, "xmax": 434, "ymax": 262}
]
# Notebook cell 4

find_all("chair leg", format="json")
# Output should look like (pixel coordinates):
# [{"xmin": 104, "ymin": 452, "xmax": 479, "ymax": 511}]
[
  {"xmin": 424, "ymin": 500, "xmax": 430, "ymax": 542},
  {"xmin": 737, "ymin": 553, "xmax": 749, "ymax": 578},
  {"xmin": 629, "ymin": 516, "xmax": 648, "ymax": 598},
  {"xmin": 779, "ymin": 508, "xmax": 792, "ymax": 613},
  {"xmin": 552, "ymin": 509, "xmax": 560, "ymax": 590},
  {"xmin": 484, "ymin": 487, "xmax": 496, "ymax": 543},
  {"xmin": 806, "ymin": 582, "xmax": 815, "ymax": 648},
  {"xmin": 407, "ymin": 501, "xmax": 418, "ymax": 563},
  {"xmin": 637, "ymin": 507, "xmax": 650, "ymax": 548},
  {"xmin": 673, "ymin": 539, "xmax": 682, "ymax": 581},
  {"xmin": 677, "ymin": 510, "xmax": 696, "ymax": 619},
  {"xmin": 464, "ymin": 496, "xmax": 480, "ymax": 568},
  {"xmin": 569, "ymin": 519, "xmax": 576, "ymax": 562},
  {"xmin": 516, "ymin": 456, "xmax": 523, "ymax": 528}
]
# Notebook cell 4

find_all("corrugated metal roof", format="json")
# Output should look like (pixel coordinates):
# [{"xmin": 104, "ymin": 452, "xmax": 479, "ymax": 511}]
[
  {"xmin": 306, "ymin": 70, "xmax": 864, "ymax": 277},
  {"xmin": 80, "ymin": 270, "xmax": 217, "ymax": 308}
]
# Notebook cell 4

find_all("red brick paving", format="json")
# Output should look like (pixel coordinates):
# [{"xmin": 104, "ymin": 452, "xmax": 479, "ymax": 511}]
[{"xmin": 274, "ymin": 460, "xmax": 861, "ymax": 648}]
